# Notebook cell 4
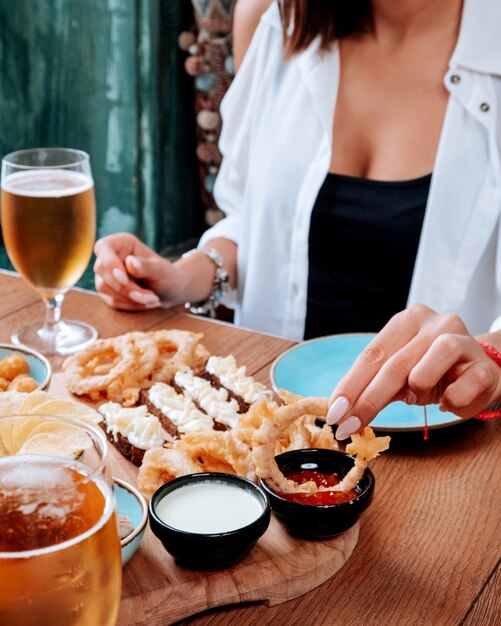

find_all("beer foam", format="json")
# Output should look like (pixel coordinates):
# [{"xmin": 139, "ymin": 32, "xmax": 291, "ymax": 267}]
[
  {"xmin": 2, "ymin": 169, "xmax": 93, "ymax": 197},
  {"xmin": 0, "ymin": 455, "xmax": 114, "ymax": 559}
]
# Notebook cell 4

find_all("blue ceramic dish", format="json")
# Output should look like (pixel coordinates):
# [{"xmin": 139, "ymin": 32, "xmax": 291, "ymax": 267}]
[
  {"xmin": 114, "ymin": 477, "xmax": 148, "ymax": 566},
  {"xmin": 270, "ymin": 333, "xmax": 466, "ymax": 432},
  {"xmin": 0, "ymin": 343, "xmax": 51, "ymax": 390}
]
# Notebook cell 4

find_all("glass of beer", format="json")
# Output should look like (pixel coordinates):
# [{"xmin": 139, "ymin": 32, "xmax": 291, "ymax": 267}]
[
  {"xmin": 0, "ymin": 414, "xmax": 122, "ymax": 626},
  {"xmin": 1, "ymin": 147, "xmax": 98, "ymax": 355}
]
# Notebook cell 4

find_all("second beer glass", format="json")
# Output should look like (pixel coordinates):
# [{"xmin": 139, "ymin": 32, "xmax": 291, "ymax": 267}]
[{"xmin": 1, "ymin": 147, "xmax": 98, "ymax": 354}]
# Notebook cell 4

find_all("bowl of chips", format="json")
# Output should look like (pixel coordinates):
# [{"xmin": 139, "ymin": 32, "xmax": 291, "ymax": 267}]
[
  {"xmin": 0, "ymin": 344, "xmax": 51, "ymax": 392},
  {"xmin": 260, "ymin": 448, "xmax": 375, "ymax": 539},
  {"xmin": 114, "ymin": 477, "xmax": 148, "ymax": 566}
]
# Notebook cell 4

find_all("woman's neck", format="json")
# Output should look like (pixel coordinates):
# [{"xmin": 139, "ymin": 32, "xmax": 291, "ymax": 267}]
[{"xmin": 369, "ymin": 0, "xmax": 463, "ymax": 45}]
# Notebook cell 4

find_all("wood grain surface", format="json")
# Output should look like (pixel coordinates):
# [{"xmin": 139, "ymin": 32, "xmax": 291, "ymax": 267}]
[
  {"xmin": 118, "ymin": 518, "xmax": 358, "ymax": 626},
  {"xmin": 1, "ymin": 271, "xmax": 499, "ymax": 626}
]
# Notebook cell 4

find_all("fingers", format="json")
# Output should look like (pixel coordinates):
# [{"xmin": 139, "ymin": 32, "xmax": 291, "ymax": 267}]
[
  {"xmin": 125, "ymin": 253, "xmax": 171, "ymax": 291},
  {"xmin": 330, "ymin": 335, "xmax": 430, "ymax": 435},
  {"xmin": 327, "ymin": 306, "xmax": 471, "ymax": 440},
  {"xmin": 407, "ymin": 333, "xmax": 480, "ymax": 394},
  {"xmin": 94, "ymin": 275, "xmax": 160, "ymax": 311},
  {"xmin": 94, "ymin": 234, "xmax": 163, "ymax": 309},
  {"xmin": 327, "ymin": 306, "xmax": 429, "ymax": 425},
  {"xmin": 439, "ymin": 360, "xmax": 498, "ymax": 418}
]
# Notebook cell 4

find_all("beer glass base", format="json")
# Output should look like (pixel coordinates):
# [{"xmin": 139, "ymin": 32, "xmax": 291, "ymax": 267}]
[{"xmin": 12, "ymin": 320, "xmax": 98, "ymax": 356}]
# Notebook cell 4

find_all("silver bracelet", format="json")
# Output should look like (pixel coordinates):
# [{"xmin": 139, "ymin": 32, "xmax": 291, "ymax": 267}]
[{"xmin": 181, "ymin": 247, "xmax": 230, "ymax": 318}]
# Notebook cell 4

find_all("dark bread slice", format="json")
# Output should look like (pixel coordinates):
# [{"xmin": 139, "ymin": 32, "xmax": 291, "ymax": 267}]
[
  {"xmin": 139, "ymin": 388, "xmax": 179, "ymax": 439},
  {"xmin": 140, "ymin": 381, "xmax": 230, "ymax": 434},
  {"xmin": 99, "ymin": 421, "xmax": 145, "ymax": 467},
  {"xmin": 199, "ymin": 371, "xmax": 251, "ymax": 414},
  {"xmin": 170, "ymin": 378, "xmax": 230, "ymax": 431}
]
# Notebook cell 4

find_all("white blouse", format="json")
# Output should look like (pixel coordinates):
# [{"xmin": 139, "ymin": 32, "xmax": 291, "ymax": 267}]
[{"xmin": 200, "ymin": 0, "xmax": 501, "ymax": 340}]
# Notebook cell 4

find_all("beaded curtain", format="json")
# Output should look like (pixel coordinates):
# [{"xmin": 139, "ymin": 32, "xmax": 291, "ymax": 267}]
[{"xmin": 179, "ymin": 0, "xmax": 237, "ymax": 228}]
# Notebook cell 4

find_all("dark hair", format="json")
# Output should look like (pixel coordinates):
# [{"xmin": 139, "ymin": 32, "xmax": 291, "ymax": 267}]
[{"xmin": 280, "ymin": 0, "xmax": 372, "ymax": 56}]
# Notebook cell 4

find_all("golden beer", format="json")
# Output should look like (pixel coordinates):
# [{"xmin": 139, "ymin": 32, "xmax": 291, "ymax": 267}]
[
  {"xmin": 1, "ymin": 169, "xmax": 96, "ymax": 298},
  {"xmin": 0, "ymin": 455, "xmax": 121, "ymax": 626}
]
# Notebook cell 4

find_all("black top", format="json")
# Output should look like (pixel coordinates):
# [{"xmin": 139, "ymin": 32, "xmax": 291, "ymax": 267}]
[{"xmin": 304, "ymin": 172, "xmax": 431, "ymax": 340}]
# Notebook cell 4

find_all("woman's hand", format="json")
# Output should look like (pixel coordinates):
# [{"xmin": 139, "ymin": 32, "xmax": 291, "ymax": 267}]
[
  {"xmin": 327, "ymin": 304, "xmax": 501, "ymax": 439},
  {"xmin": 93, "ymin": 233, "xmax": 185, "ymax": 311}
]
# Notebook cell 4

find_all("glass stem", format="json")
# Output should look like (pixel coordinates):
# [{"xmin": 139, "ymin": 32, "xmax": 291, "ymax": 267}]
[{"xmin": 43, "ymin": 294, "xmax": 65, "ymax": 335}]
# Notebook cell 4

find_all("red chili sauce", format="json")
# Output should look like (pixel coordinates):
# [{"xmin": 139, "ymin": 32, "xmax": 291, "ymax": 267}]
[{"xmin": 279, "ymin": 469, "xmax": 359, "ymax": 505}]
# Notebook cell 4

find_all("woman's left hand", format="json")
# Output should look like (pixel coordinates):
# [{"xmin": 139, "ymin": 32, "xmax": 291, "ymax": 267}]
[{"xmin": 327, "ymin": 304, "xmax": 501, "ymax": 439}]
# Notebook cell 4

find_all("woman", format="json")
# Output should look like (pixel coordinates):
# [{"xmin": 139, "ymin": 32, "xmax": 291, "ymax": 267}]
[{"xmin": 94, "ymin": 0, "xmax": 501, "ymax": 435}]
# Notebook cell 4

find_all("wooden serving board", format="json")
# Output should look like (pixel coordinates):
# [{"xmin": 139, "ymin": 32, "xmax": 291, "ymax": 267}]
[
  {"xmin": 119, "ymin": 518, "xmax": 359, "ymax": 626},
  {"xmin": 49, "ymin": 374, "xmax": 359, "ymax": 625}
]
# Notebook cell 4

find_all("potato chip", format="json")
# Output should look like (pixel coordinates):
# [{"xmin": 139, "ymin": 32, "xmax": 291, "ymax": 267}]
[
  {"xmin": 18, "ymin": 430, "xmax": 92, "ymax": 459},
  {"xmin": 30, "ymin": 399, "xmax": 101, "ymax": 424},
  {"xmin": 10, "ymin": 416, "xmax": 47, "ymax": 453},
  {"xmin": 18, "ymin": 391, "xmax": 55, "ymax": 414},
  {"xmin": 0, "ymin": 432, "xmax": 8, "ymax": 456},
  {"xmin": 0, "ymin": 391, "xmax": 31, "ymax": 416},
  {"xmin": 0, "ymin": 418, "xmax": 15, "ymax": 454}
]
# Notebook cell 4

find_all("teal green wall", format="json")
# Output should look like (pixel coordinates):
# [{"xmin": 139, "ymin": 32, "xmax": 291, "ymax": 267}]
[{"xmin": 0, "ymin": 0, "xmax": 203, "ymax": 287}]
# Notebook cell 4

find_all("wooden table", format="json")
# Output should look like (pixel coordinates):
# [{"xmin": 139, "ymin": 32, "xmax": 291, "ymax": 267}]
[{"xmin": 1, "ymin": 271, "xmax": 499, "ymax": 626}]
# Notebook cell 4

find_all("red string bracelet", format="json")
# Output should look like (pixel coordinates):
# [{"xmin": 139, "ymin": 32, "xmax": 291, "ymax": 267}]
[{"xmin": 475, "ymin": 340, "xmax": 501, "ymax": 420}]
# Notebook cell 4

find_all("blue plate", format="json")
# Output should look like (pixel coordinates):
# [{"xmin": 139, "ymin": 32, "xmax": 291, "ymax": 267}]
[
  {"xmin": 0, "ymin": 343, "xmax": 51, "ymax": 390},
  {"xmin": 270, "ymin": 333, "xmax": 465, "ymax": 432},
  {"xmin": 114, "ymin": 477, "xmax": 148, "ymax": 566}
]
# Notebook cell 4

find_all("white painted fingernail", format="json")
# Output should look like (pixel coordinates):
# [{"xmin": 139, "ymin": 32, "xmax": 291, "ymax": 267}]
[
  {"xmin": 129, "ymin": 290, "xmax": 160, "ymax": 305},
  {"xmin": 127, "ymin": 256, "xmax": 142, "ymax": 271},
  {"xmin": 112, "ymin": 267, "xmax": 129, "ymax": 286},
  {"xmin": 335, "ymin": 416, "xmax": 362, "ymax": 441},
  {"xmin": 101, "ymin": 294, "xmax": 114, "ymax": 307},
  {"xmin": 326, "ymin": 396, "xmax": 350, "ymax": 425}
]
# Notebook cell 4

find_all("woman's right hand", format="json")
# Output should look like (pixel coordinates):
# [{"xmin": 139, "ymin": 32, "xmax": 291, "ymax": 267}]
[{"xmin": 93, "ymin": 233, "xmax": 185, "ymax": 311}]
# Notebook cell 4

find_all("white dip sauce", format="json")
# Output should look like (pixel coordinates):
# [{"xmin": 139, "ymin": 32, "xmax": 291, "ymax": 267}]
[{"xmin": 155, "ymin": 481, "xmax": 263, "ymax": 534}]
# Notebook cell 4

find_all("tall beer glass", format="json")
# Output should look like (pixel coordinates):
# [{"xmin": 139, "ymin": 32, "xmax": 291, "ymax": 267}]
[
  {"xmin": 1, "ymin": 148, "xmax": 98, "ymax": 354},
  {"xmin": 0, "ymin": 414, "xmax": 122, "ymax": 625}
]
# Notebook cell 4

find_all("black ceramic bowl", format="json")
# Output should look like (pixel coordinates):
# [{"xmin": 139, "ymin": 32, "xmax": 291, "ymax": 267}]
[
  {"xmin": 260, "ymin": 448, "xmax": 375, "ymax": 539},
  {"xmin": 149, "ymin": 472, "xmax": 271, "ymax": 570}
]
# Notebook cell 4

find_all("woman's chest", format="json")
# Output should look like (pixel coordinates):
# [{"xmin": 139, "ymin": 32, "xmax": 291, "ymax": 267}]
[{"xmin": 330, "ymin": 38, "xmax": 452, "ymax": 180}]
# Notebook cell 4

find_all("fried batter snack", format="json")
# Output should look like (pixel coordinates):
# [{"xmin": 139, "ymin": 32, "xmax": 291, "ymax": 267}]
[
  {"xmin": 138, "ymin": 447, "xmax": 202, "ymax": 499},
  {"xmin": 137, "ymin": 395, "xmax": 340, "ymax": 499},
  {"xmin": 252, "ymin": 398, "xmax": 390, "ymax": 495},
  {"xmin": 0, "ymin": 353, "xmax": 39, "ymax": 392},
  {"xmin": 63, "ymin": 330, "xmax": 209, "ymax": 405},
  {"xmin": 335, "ymin": 427, "xmax": 391, "ymax": 491},
  {"xmin": 252, "ymin": 397, "xmax": 330, "ymax": 494}
]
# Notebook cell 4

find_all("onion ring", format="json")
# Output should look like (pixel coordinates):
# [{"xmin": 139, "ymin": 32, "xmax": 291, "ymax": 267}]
[
  {"xmin": 252, "ymin": 397, "xmax": 329, "ymax": 494},
  {"xmin": 252, "ymin": 398, "xmax": 390, "ymax": 495},
  {"xmin": 149, "ymin": 330, "xmax": 209, "ymax": 382},
  {"xmin": 63, "ymin": 333, "xmax": 159, "ymax": 403}
]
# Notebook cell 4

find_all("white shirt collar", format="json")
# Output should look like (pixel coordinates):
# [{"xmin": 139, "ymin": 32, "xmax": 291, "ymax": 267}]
[{"xmin": 450, "ymin": 0, "xmax": 501, "ymax": 76}]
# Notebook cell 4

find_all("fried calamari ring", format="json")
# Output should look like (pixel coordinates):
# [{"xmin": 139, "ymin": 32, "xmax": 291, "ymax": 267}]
[
  {"xmin": 252, "ymin": 397, "xmax": 329, "ymax": 494},
  {"xmin": 149, "ymin": 330, "xmax": 209, "ymax": 382},
  {"xmin": 63, "ymin": 333, "xmax": 159, "ymax": 401},
  {"xmin": 252, "ymin": 399, "xmax": 389, "ymax": 495},
  {"xmin": 173, "ymin": 431, "xmax": 235, "ymax": 474},
  {"xmin": 138, "ymin": 447, "xmax": 202, "ymax": 500},
  {"xmin": 225, "ymin": 428, "xmax": 256, "ymax": 481}
]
